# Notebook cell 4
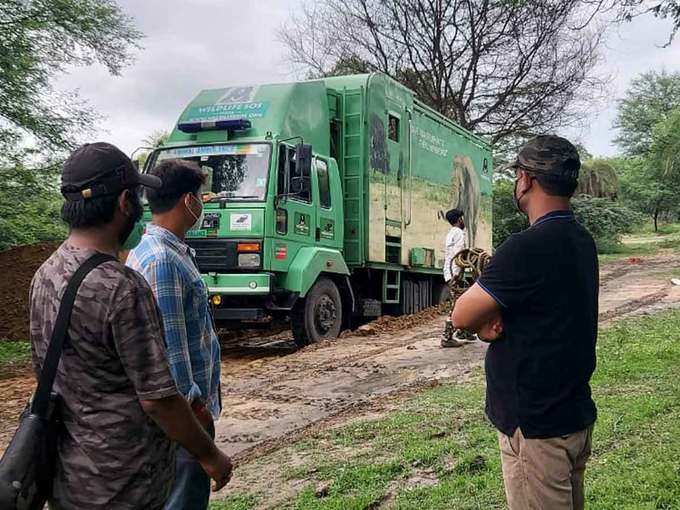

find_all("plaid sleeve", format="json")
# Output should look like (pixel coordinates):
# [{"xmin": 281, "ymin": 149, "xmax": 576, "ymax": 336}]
[
  {"xmin": 139, "ymin": 259, "xmax": 203, "ymax": 403},
  {"xmin": 109, "ymin": 282, "xmax": 178, "ymax": 400}
]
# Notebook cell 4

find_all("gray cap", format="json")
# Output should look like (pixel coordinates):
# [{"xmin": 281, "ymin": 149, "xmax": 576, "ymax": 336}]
[{"xmin": 509, "ymin": 135, "xmax": 580, "ymax": 179}]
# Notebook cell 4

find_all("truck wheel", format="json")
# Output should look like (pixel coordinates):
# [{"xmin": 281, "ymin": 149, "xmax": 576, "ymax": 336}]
[{"xmin": 292, "ymin": 277, "xmax": 343, "ymax": 347}]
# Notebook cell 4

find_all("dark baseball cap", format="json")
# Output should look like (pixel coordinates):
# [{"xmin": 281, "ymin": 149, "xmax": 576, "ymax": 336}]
[
  {"xmin": 508, "ymin": 135, "xmax": 580, "ymax": 179},
  {"xmin": 61, "ymin": 142, "xmax": 161, "ymax": 201}
]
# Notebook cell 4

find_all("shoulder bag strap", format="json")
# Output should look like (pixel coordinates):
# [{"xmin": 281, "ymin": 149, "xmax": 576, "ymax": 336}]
[{"xmin": 30, "ymin": 252, "xmax": 117, "ymax": 417}]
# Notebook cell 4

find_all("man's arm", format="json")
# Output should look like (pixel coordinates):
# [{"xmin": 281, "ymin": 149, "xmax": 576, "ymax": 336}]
[
  {"xmin": 110, "ymin": 280, "xmax": 232, "ymax": 490},
  {"xmin": 143, "ymin": 259, "xmax": 203, "ymax": 403},
  {"xmin": 452, "ymin": 283, "xmax": 504, "ymax": 341},
  {"xmin": 140, "ymin": 395, "xmax": 232, "ymax": 491}
]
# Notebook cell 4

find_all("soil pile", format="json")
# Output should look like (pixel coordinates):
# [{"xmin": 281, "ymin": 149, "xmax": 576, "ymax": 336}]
[{"xmin": 0, "ymin": 243, "xmax": 58, "ymax": 341}]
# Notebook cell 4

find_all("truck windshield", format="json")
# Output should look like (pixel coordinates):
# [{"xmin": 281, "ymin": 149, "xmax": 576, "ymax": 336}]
[{"xmin": 154, "ymin": 143, "xmax": 271, "ymax": 201}]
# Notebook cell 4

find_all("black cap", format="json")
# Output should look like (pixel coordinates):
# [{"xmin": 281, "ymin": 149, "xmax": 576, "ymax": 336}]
[
  {"xmin": 61, "ymin": 142, "xmax": 161, "ymax": 201},
  {"xmin": 509, "ymin": 135, "xmax": 580, "ymax": 179}
]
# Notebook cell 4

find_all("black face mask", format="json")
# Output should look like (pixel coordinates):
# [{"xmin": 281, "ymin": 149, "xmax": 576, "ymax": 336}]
[
  {"xmin": 513, "ymin": 173, "xmax": 532, "ymax": 214},
  {"xmin": 118, "ymin": 189, "xmax": 144, "ymax": 246}
]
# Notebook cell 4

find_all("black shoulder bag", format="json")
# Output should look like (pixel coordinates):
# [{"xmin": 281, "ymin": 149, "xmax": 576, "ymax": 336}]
[{"xmin": 0, "ymin": 253, "xmax": 116, "ymax": 510}]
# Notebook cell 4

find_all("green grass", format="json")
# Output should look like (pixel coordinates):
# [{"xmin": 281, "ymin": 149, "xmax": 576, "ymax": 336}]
[
  {"xmin": 598, "ymin": 222, "xmax": 680, "ymax": 264},
  {"xmin": 209, "ymin": 494, "xmax": 259, "ymax": 510},
  {"xmin": 211, "ymin": 310, "xmax": 680, "ymax": 509},
  {"xmin": 0, "ymin": 341, "xmax": 31, "ymax": 368}
]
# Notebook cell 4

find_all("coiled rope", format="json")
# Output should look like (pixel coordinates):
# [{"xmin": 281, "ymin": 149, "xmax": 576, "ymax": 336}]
[{"xmin": 449, "ymin": 247, "xmax": 491, "ymax": 293}]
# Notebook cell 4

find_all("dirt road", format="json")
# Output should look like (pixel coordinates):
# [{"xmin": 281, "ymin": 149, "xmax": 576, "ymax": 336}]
[{"xmin": 2, "ymin": 251, "xmax": 680, "ymax": 458}]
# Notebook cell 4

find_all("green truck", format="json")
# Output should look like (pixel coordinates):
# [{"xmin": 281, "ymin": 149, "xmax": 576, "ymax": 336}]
[{"xmin": 144, "ymin": 73, "xmax": 492, "ymax": 345}]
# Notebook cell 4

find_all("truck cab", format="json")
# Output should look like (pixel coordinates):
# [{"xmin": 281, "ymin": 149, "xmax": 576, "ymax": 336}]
[{"xmin": 145, "ymin": 91, "xmax": 351, "ymax": 345}]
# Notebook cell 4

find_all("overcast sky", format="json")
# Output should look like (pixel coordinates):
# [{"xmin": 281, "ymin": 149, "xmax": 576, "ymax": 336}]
[{"xmin": 55, "ymin": 0, "xmax": 680, "ymax": 159}]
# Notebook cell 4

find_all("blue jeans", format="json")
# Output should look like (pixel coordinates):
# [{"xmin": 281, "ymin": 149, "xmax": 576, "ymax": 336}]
[{"xmin": 164, "ymin": 423, "xmax": 214, "ymax": 510}]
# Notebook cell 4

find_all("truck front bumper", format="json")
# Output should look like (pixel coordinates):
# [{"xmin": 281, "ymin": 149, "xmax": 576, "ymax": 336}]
[{"xmin": 202, "ymin": 272, "xmax": 272, "ymax": 296}]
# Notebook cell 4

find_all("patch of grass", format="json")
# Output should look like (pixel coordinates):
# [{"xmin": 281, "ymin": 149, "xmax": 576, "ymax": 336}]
[
  {"xmin": 211, "ymin": 310, "xmax": 680, "ymax": 509},
  {"xmin": 598, "ymin": 242, "xmax": 657, "ymax": 264},
  {"xmin": 209, "ymin": 494, "xmax": 258, "ymax": 510},
  {"xmin": 0, "ymin": 341, "xmax": 31, "ymax": 367},
  {"xmin": 598, "ymin": 222, "xmax": 680, "ymax": 264},
  {"xmin": 638, "ymin": 222, "xmax": 680, "ymax": 235}
]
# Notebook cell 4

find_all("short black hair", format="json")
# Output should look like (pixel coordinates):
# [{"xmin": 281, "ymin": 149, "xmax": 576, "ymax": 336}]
[
  {"xmin": 445, "ymin": 208, "xmax": 464, "ymax": 226},
  {"xmin": 529, "ymin": 172, "xmax": 578, "ymax": 198},
  {"xmin": 61, "ymin": 187, "xmax": 143, "ymax": 229},
  {"xmin": 61, "ymin": 194, "xmax": 118, "ymax": 228},
  {"xmin": 146, "ymin": 159, "xmax": 206, "ymax": 214}
]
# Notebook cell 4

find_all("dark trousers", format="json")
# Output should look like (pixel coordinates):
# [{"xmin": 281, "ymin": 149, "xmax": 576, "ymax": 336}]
[{"xmin": 164, "ymin": 422, "xmax": 214, "ymax": 510}]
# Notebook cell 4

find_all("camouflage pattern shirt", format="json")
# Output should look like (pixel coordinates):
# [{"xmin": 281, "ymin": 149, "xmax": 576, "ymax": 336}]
[{"xmin": 29, "ymin": 242, "xmax": 179, "ymax": 510}]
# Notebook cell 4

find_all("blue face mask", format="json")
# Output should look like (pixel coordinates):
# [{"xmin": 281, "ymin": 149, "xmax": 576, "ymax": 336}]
[{"xmin": 121, "ymin": 220, "xmax": 145, "ymax": 250}]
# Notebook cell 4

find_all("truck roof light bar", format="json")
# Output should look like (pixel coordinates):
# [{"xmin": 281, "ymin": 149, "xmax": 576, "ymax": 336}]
[{"xmin": 177, "ymin": 118, "xmax": 252, "ymax": 134}]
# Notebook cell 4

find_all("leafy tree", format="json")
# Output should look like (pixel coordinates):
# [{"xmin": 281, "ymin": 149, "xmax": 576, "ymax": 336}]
[
  {"xmin": 616, "ymin": 109, "xmax": 680, "ymax": 231},
  {"xmin": 577, "ymin": 159, "xmax": 619, "ymax": 199},
  {"xmin": 135, "ymin": 130, "xmax": 169, "ymax": 170},
  {"xmin": 614, "ymin": 70, "xmax": 680, "ymax": 156},
  {"xmin": 0, "ymin": 150, "xmax": 66, "ymax": 250},
  {"xmin": 0, "ymin": 0, "xmax": 142, "ymax": 152},
  {"xmin": 616, "ymin": 0, "xmax": 680, "ymax": 45}
]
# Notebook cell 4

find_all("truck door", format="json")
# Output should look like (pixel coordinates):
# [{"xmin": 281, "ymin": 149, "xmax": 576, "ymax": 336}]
[
  {"xmin": 385, "ymin": 98, "xmax": 409, "ymax": 229},
  {"xmin": 272, "ymin": 143, "xmax": 316, "ymax": 271},
  {"xmin": 313, "ymin": 156, "xmax": 342, "ymax": 250}
]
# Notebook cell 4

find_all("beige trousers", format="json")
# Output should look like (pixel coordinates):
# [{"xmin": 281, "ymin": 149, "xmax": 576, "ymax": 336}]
[{"xmin": 498, "ymin": 426, "xmax": 593, "ymax": 510}]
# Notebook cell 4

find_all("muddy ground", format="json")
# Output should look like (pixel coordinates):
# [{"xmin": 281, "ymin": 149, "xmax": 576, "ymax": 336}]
[{"xmin": 2, "ymin": 250, "xmax": 680, "ymax": 466}]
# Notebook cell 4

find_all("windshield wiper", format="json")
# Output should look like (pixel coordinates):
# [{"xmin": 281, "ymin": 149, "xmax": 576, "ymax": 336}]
[{"xmin": 227, "ymin": 195, "xmax": 259, "ymax": 200}]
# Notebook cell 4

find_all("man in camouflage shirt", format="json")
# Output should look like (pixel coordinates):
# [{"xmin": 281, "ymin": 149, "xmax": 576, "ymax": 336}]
[{"xmin": 30, "ymin": 143, "xmax": 232, "ymax": 509}]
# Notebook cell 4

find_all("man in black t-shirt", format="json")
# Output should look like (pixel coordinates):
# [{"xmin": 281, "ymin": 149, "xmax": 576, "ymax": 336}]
[{"xmin": 452, "ymin": 136, "xmax": 598, "ymax": 510}]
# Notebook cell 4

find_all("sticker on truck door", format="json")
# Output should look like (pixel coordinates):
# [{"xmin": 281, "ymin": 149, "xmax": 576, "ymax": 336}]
[{"xmin": 230, "ymin": 213, "xmax": 252, "ymax": 231}]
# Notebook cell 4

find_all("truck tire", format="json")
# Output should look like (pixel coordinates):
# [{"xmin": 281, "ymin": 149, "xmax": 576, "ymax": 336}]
[{"xmin": 292, "ymin": 277, "xmax": 343, "ymax": 347}]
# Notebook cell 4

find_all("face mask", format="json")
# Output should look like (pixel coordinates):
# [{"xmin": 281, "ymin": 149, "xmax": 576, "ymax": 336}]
[
  {"xmin": 186, "ymin": 193, "xmax": 204, "ymax": 231},
  {"xmin": 119, "ymin": 189, "xmax": 144, "ymax": 249},
  {"xmin": 513, "ymin": 173, "xmax": 532, "ymax": 214},
  {"xmin": 122, "ymin": 220, "xmax": 145, "ymax": 250}
]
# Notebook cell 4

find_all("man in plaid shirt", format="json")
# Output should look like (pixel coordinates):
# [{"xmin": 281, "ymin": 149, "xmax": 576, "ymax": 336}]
[{"xmin": 127, "ymin": 159, "xmax": 224, "ymax": 510}]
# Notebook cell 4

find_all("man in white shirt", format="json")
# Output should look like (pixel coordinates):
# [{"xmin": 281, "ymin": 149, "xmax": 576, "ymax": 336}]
[
  {"xmin": 444, "ymin": 208, "xmax": 467, "ymax": 284},
  {"xmin": 442, "ymin": 208, "xmax": 470, "ymax": 347}
]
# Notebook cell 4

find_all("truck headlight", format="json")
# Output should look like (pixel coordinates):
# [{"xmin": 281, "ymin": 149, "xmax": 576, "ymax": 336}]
[{"xmin": 238, "ymin": 253, "xmax": 260, "ymax": 267}]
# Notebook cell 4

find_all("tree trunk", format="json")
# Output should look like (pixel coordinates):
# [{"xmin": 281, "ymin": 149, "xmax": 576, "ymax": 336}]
[{"xmin": 653, "ymin": 208, "xmax": 659, "ymax": 233}]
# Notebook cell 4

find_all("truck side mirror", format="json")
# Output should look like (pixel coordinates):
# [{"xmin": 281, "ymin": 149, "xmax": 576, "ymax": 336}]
[
  {"xmin": 290, "ymin": 143, "xmax": 312, "ymax": 199},
  {"xmin": 295, "ymin": 143, "xmax": 312, "ymax": 178}
]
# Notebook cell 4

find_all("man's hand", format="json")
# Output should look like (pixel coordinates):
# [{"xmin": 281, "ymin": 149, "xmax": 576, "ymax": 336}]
[
  {"xmin": 452, "ymin": 283, "xmax": 503, "ymax": 339},
  {"xmin": 141, "ymin": 394, "xmax": 233, "ymax": 490},
  {"xmin": 477, "ymin": 314, "xmax": 504, "ymax": 342},
  {"xmin": 199, "ymin": 448, "xmax": 233, "ymax": 491}
]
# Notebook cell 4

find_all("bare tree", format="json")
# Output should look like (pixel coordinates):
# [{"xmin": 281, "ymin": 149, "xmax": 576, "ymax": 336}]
[{"xmin": 280, "ymin": 0, "xmax": 609, "ymax": 147}]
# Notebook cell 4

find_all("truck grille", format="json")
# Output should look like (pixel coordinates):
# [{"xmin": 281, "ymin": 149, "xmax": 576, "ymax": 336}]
[{"xmin": 185, "ymin": 239, "xmax": 240, "ymax": 273}]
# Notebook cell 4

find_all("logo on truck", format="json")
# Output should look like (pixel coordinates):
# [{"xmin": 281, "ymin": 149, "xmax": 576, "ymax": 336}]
[{"xmin": 230, "ymin": 213, "xmax": 252, "ymax": 231}]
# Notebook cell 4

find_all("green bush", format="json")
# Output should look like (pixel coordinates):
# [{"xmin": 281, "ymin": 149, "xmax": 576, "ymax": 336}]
[
  {"xmin": 492, "ymin": 179, "xmax": 528, "ymax": 248},
  {"xmin": 492, "ymin": 180, "xmax": 643, "ymax": 252},
  {"xmin": 572, "ymin": 196, "xmax": 644, "ymax": 252}
]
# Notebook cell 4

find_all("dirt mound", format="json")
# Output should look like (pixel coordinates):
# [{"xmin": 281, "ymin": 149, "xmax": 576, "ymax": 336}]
[
  {"xmin": 347, "ymin": 305, "xmax": 447, "ymax": 337},
  {"xmin": 0, "ymin": 243, "xmax": 59, "ymax": 341}
]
